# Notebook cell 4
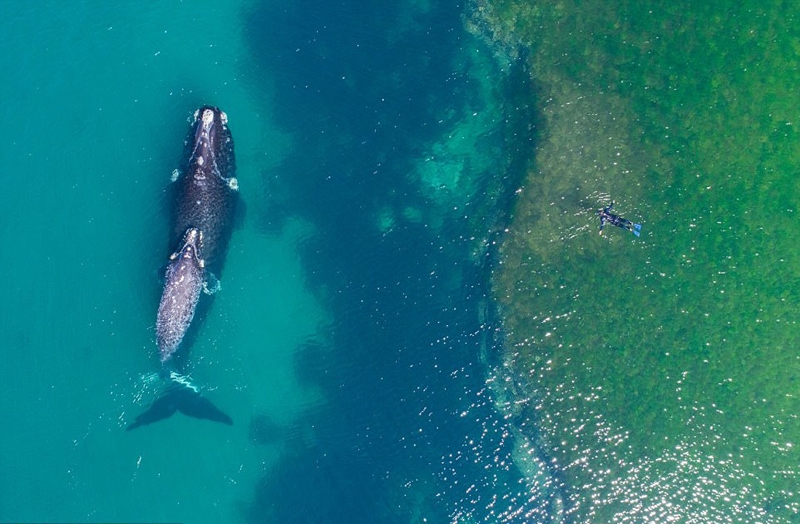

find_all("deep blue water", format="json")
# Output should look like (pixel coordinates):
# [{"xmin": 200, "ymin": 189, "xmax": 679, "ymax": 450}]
[
  {"xmin": 0, "ymin": 0, "xmax": 554, "ymax": 523},
  {"xmin": 241, "ymin": 1, "xmax": 551, "ymax": 522}
]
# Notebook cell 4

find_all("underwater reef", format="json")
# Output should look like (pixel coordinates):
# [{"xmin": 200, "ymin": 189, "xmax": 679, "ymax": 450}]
[{"xmin": 470, "ymin": 0, "xmax": 800, "ymax": 521}]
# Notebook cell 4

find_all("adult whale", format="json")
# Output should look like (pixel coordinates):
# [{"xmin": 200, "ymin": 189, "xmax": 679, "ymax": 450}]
[{"xmin": 172, "ymin": 105, "xmax": 239, "ymax": 276}]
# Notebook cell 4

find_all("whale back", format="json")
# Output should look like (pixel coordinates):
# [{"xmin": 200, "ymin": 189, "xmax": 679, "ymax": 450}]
[{"xmin": 172, "ymin": 106, "xmax": 238, "ymax": 275}]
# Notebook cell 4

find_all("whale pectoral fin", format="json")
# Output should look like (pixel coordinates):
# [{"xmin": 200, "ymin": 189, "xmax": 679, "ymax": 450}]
[{"xmin": 203, "ymin": 273, "xmax": 221, "ymax": 295}]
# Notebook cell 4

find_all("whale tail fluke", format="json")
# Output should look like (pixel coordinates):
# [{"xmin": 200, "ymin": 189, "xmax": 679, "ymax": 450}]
[
  {"xmin": 633, "ymin": 223, "xmax": 642, "ymax": 237},
  {"xmin": 127, "ymin": 371, "xmax": 233, "ymax": 431}
]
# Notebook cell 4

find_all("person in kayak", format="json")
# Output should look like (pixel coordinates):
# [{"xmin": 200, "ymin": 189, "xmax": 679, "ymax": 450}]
[{"xmin": 598, "ymin": 202, "xmax": 641, "ymax": 237}]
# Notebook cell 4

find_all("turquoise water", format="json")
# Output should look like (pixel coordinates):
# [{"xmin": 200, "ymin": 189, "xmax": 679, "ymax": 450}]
[{"xmin": 0, "ymin": 1, "xmax": 552, "ymax": 523}]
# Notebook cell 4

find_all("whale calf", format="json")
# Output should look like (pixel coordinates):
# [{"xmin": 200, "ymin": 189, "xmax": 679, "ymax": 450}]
[{"xmin": 156, "ymin": 227, "xmax": 205, "ymax": 364}]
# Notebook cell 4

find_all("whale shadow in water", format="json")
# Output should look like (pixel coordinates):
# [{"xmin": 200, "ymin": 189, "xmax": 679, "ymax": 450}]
[{"xmin": 127, "ymin": 381, "xmax": 233, "ymax": 431}]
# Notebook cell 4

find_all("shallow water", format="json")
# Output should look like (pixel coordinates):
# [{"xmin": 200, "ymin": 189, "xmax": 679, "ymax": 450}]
[{"xmin": 483, "ymin": 1, "xmax": 800, "ymax": 521}]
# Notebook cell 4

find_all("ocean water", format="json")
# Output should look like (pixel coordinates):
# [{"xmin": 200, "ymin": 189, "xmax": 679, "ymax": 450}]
[
  {"xmin": 0, "ymin": 1, "xmax": 549, "ymax": 523},
  {"xmin": 481, "ymin": 1, "xmax": 800, "ymax": 522},
  {"xmin": 7, "ymin": 1, "xmax": 794, "ymax": 523}
]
